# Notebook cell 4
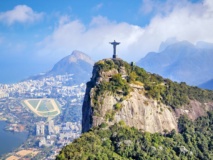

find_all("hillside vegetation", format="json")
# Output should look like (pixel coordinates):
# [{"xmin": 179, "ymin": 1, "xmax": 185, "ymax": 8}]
[
  {"xmin": 93, "ymin": 59, "xmax": 213, "ymax": 109},
  {"xmin": 57, "ymin": 111, "xmax": 213, "ymax": 160}
]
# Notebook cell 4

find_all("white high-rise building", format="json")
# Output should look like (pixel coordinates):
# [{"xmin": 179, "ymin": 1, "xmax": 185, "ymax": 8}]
[
  {"xmin": 36, "ymin": 121, "xmax": 45, "ymax": 136},
  {"xmin": 48, "ymin": 120, "xmax": 55, "ymax": 135}
]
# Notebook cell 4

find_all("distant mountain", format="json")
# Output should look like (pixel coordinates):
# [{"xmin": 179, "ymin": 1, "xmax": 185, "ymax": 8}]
[
  {"xmin": 47, "ymin": 50, "xmax": 94, "ymax": 83},
  {"xmin": 137, "ymin": 41, "xmax": 213, "ymax": 85},
  {"xmin": 199, "ymin": 79, "xmax": 213, "ymax": 90},
  {"xmin": 30, "ymin": 50, "xmax": 94, "ymax": 84},
  {"xmin": 158, "ymin": 37, "xmax": 178, "ymax": 52},
  {"xmin": 48, "ymin": 50, "xmax": 93, "ymax": 74},
  {"xmin": 196, "ymin": 41, "xmax": 213, "ymax": 49}
]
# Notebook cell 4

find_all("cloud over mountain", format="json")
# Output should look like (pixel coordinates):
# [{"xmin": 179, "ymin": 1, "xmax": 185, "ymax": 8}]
[
  {"xmin": 36, "ymin": 0, "xmax": 213, "ymax": 62},
  {"xmin": 36, "ymin": 16, "xmax": 144, "ymax": 62}
]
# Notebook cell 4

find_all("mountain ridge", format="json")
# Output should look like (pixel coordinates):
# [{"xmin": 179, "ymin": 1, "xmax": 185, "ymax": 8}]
[
  {"xmin": 137, "ymin": 41, "xmax": 213, "ymax": 86},
  {"xmin": 199, "ymin": 79, "xmax": 213, "ymax": 90}
]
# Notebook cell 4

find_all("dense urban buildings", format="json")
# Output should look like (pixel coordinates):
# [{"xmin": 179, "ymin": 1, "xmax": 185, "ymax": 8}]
[{"xmin": 0, "ymin": 74, "xmax": 84, "ymax": 159}]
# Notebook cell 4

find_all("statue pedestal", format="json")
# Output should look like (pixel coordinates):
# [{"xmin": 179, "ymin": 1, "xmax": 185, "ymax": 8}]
[{"xmin": 113, "ymin": 55, "xmax": 117, "ymax": 58}]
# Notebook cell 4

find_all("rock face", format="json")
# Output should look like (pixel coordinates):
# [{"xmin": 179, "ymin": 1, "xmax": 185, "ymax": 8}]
[
  {"xmin": 175, "ymin": 100, "xmax": 213, "ymax": 120},
  {"xmin": 82, "ymin": 58, "xmax": 213, "ymax": 133},
  {"xmin": 91, "ymin": 88, "xmax": 178, "ymax": 133}
]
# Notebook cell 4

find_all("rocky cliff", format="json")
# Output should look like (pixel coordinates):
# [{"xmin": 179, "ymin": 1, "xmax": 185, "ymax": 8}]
[{"xmin": 82, "ymin": 58, "xmax": 213, "ymax": 133}]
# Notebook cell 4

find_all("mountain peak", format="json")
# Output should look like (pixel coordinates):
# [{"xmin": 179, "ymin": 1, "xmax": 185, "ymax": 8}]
[
  {"xmin": 67, "ymin": 50, "xmax": 94, "ymax": 65},
  {"xmin": 164, "ymin": 41, "xmax": 195, "ymax": 52},
  {"xmin": 159, "ymin": 40, "xmax": 195, "ymax": 52},
  {"xmin": 159, "ymin": 37, "xmax": 178, "ymax": 52},
  {"xmin": 46, "ymin": 50, "xmax": 94, "ymax": 84}
]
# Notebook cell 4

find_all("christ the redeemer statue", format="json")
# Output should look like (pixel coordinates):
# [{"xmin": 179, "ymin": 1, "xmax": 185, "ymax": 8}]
[{"xmin": 110, "ymin": 40, "xmax": 120, "ymax": 58}]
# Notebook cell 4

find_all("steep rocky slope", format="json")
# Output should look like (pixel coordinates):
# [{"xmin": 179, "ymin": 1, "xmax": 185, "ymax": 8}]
[{"xmin": 82, "ymin": 58, "xmax": 213, "ymax": 133}]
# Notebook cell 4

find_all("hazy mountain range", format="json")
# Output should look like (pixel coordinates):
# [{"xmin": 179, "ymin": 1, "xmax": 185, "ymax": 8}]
[
  {"xmin": 199, "ymin": 79, "xmax": 213, "ymax": 90},
  {"xmin": 137, "ymin": 41, "xmax": 213, "ymax": 86}
]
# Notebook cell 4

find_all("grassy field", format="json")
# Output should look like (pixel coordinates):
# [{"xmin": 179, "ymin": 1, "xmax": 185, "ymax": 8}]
[
  {"xmin": 37, "ymin": 100, "xmax": 54, "ymax": 111},
  {"xmin": 27, "ymin": 99, "xmax": 40, "ymax": 109},
  {"xmin": 22, "ymin": 98, "xmax": 60, "ymax": 117}
]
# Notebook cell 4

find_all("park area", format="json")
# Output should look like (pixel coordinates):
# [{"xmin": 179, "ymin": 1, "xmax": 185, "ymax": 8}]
[{"xmin": 22, "ymin": 98, "xmax": 60, "ymax": 117}]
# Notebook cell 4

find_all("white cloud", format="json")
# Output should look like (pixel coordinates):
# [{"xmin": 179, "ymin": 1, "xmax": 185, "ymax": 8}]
[
  {"xmin": 36, "ymin": 16, "xmax": 144, "ymax": 62},
  {"xmin": 140, "ymin": 0, "xmax": 200, "ymax": 16},
  {"xmin": 143, "ymin": 0, "xmax": 213, "ymax": 43},
  {"xmin": 0, "ymin": 5, "xmax": 43, "ymax": 25},
  {"xmin": 204, "ymin": 0, "xmax": 213, "ymax": 11},
  {"xmin": 37, "ymin": 0, "xmax": 213, "ymax": 62}
]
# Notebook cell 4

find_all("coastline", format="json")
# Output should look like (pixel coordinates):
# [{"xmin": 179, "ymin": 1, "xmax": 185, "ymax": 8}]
[{"xmin": 0, "ymin": 121, "xmax": 28, "ymax": 158}]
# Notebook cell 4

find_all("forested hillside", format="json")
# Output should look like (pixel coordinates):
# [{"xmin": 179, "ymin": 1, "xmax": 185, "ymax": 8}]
[
  {"xmin": 57, "ymin": 111, "xmax": 213, "ymax": 160},
  {"xmin": 92, "ymin": 59, "xmax": 213, "ymax": 109}
]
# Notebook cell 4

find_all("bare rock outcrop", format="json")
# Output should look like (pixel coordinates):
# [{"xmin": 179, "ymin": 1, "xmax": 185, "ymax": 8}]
[
  {"xmin": 91, "ymin": 88, "xmax": 178, "ymax": 133},
  {"xmin": 175, "ymin": 100, "xmax": 213, "ymax": 120}
]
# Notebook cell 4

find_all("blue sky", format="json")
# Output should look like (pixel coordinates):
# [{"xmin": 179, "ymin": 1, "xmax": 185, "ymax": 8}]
[{"xmin": 0, "ymin": 0, "xmax": 212, "ymax": 83}]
